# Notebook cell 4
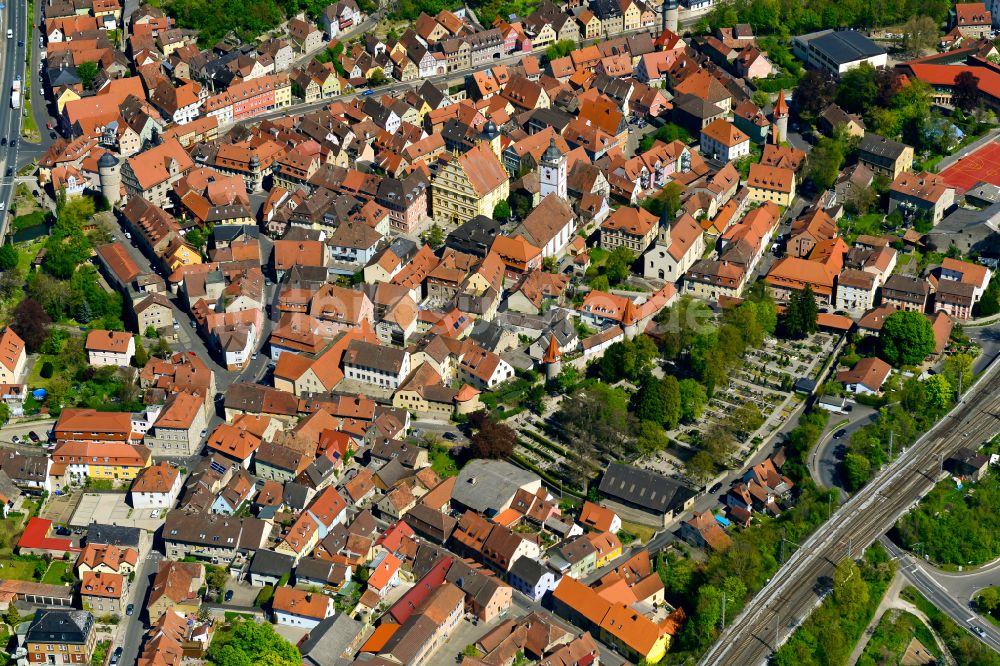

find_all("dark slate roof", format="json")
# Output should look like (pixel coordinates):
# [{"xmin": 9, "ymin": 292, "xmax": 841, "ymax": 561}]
[
  {"xmin": 303, "ymin": 455, "xmax": 336, "ymax": 487},
  {"xmin": 248, "ymin": 549, "xmax": 295, "ymax": 578},
  {"xmin": 589, "ymin": 0, "xmax": 622, "ymax": 19},
  {"xmin": 86, "ymin": 523, "xmax": 141, "ymax": 548},
  {"xmin": 598, "ymin": 463, "xmax": 696, "ymax": 514},
  {"xmin": 807, "ymin": 30, "xmax": 885, "ymax": 66},
  {"xmin": 213, "ymin": 224, "xmax": 259, "ymax": 243},
  {"xmin": 299, "ymin": 614, "xmax": 363, "ymax": 666},
  {"xmin": 283, "ymin": 481, "xmax": 312, "ymax": 511},
  {"xmin": 859, "ymin": 133, "xmax": 909, "ymax": 160},
  {"xmin": 26, "ymin": 611, "xmax": 93, "ymax": 644},
  {"xmin": 445, "ymin": 215, "xmax": 502, "ymax": 258},
  {"xmin": 508, "ymin": 555, "xmax": 553, "ymax": 586},
  {"xmin": 470, "ymin": 319, "xmax": 507, "ymax": 351}
]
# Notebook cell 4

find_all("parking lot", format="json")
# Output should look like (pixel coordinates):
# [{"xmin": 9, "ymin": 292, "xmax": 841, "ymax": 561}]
[{"xmin": 70, "ymin": 493, "xmax": 163, "ymax": 531}]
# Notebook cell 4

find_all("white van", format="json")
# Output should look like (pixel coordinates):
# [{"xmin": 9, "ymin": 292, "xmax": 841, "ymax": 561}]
[{"xmin": 6, "ymin": 29, "xmax": 12, "ymax": 39}]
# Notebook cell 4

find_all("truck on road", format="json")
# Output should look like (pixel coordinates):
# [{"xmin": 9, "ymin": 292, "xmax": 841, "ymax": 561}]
[{"xmin": 10, "ymin": 79, "xmax": 20, "ymax": 109}]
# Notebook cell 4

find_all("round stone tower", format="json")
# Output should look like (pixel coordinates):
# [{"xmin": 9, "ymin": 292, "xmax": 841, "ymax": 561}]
[{"xmin": 98, "ymin": 152, "xmax": 121, "ymax": 208}]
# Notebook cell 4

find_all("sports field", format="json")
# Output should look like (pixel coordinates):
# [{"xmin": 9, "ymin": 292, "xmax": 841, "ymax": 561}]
[{"xmin": 940, "ymin": 140, "xmax": 1000, "ymax": 191}]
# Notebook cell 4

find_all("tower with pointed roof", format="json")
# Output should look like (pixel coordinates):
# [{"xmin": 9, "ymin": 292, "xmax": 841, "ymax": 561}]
[
  {"xmin": 543, "ymin": 333, "xmax": 562, "ymax": 381},
  {"xmin": 772, "ymin": 91, "xmax": 789, "ymax": 144},
  {"xmin": 655, "ymin": 194, "xmax": 672, "ymax": 248},
  {"xmin": 622, "ymin": 298, "xmax": 638, "ymax": 339},
  {"xmin": 539, "ymin": 137, "xmax": 567, "ymax": 200},
  {"xmin": 481, "ymin": 120, "xmax": 501, "ymax": 161}
]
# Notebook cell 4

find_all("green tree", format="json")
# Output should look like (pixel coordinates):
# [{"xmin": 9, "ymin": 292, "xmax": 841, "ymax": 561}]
[
  {"xmin": 78, "ymin": 61, "xmax": 99, "ymax": 89},
  {"xmin": 545, "ymin": 39, "xmax": 575, "ymax": 62},
  {"xmin": 636, "ymin": 419, "xmax": 670, "ymax": 453},
  {"xmin": 686, "ymin": 450, "xmax": 715, "ymax": 482},
  {"xmin": 835, "ymin": 559, "xmax": 869, "ymax": 610},
  {"xmin": 605, "ymin": 247, "xmax": 635, "ymax": 285},
  {"xmin": 878, "ymin": 310, "xmax": 936, "ymax": 366},
  {"xmin": 943, "ymin": 353, "xmax": 974, "ymax": 395},
  {"xmin": 426, "ymin": 224, "xmax": 445, "ymax": 248},
  {"xmin": 207, "ymin": 620, "xmax": 298, "ymax": 666},
  {"xmin": 901, "ymin": 15, "xmax": 939, "ymax": 56},
  {"xmin": 0, "ymin": 244, "xmax": 17, "ymax": 270},
  {"xmin": 542, "ymin": 256, "xmax": 558, "ymax": 272},
  {"xmin": 367, "ymin": 69, "xmax": 388, "ymax": 87},
  {"xmin": 807, "ymin": 136, "xmax": 845, "ymax": 190},
  {"xmin": 632, "ymin": 375, "xmax": 681, "ymax": 429},
  {"xmin": 782, "ymin": 285, "xmax": 819, "ymax": 339},
  {"xmin": 924, "ymin": 374, "xmax": 952, "ymax": 410},
  {"xmin": 133, "ymin": 338, "xmax": 149, "ymax": 368},
  {"xmin": 492, "ymin": 200, "xmax": 510, "ymax": 220},
  {"xmin": 843, "ymin": 452, "xmax": 871, "ymax": 491},
  {"xmin": 679, "ymin": 378, "xmax": 707, "ymax": 422},
  {"xmin": 509, "ymin": 192, "xmax": 531, "ymax": 219}
]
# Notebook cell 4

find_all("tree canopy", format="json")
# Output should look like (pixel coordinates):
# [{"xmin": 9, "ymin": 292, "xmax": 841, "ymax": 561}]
[
  {"xmin": 878, "ymin": 310, "xmax": 935, "ymax": 366},
  {"xmin": 207, "ymin": 620, "xmax": 299, "ymax": 666}
]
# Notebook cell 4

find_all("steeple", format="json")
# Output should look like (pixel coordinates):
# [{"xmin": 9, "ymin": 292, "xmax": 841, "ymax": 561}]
[
  {"xmin": 622, "ymin": 298, "xmax": 638, "ymax": 339},
  {"xmin": 543, "ymin": 333, "xmax": 562, "ymax": 381}
]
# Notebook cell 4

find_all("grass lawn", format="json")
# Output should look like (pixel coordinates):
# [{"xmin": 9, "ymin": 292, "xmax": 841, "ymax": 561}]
[
  {"xmin": 41, "ymin": 560, "xmax": 71, "ymax": 585},
  {"xmin": 430, "ymin": 449, "xmax": 458, "ymax": 478},
  {"xmin": 14, "ymin": 239, "xmax": 43, "ymax": 273},
  {"xmin": 0, "ymin": 559, "xmax": 38, "ymax": 581},
  {"xmin": 858, "ymin": 609, "xmax": 940, "ymax": 666},
  {"xmin": 619, "ymin": 520, "xmax": 656, "ymax": 544},
  {"xmin": 26, "ymin": 354, "xmax": 59, "ymax": 392}
]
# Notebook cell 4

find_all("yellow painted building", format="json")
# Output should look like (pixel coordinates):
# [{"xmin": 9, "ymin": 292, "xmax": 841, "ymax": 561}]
[
  {"xmin": 432, "ymin": 144, "xmax": 509, "ymax": 226},
  {"xmin": 746, "ymin": 163, "xmax": 796, "ymax": 207}
]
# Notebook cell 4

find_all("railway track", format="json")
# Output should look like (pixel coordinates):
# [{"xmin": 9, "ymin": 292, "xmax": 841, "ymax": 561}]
[{"xmin": 700, "ymin": 359, "xmax": 1000, "ymax": 665}]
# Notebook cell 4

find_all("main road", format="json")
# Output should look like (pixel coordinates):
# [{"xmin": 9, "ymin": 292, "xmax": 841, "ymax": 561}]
[
  {"xmin": 700, "ymin": 356, "xmax": 1000, "ymax": 665},
  {"xmin": 0, "ymin": 0, "xmax": 28, "ymax": 238}
]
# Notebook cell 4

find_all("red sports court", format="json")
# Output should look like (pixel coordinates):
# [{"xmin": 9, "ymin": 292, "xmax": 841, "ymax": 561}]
[{"xmin": 940, "ymin": 140, "xmax": 1000, "ymax": 192}]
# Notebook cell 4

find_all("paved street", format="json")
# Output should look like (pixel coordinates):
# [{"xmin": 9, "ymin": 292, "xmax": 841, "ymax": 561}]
[
  {"xmin": 0, "ymin": 0, "xmax": 28, "ymax": 237},
  {"xmin": 883, "ymin": 537, "xmax": 1000, "ymax": 654},
  {"xmin": 116, "ymin": 550, "xmax": 164, "ymax": 666},
  {"xmin": 807, "ymin": 404, "xmax": 877, "ymax": 493}
]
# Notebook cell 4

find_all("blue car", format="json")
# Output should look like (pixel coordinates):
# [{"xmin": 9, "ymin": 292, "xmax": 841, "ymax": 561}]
[{"xmin": 362, "ymin": 89, "xmax": 375, "ymax": 97}]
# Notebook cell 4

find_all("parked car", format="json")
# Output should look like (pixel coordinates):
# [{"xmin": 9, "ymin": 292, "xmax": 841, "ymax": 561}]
[
  {"xmin": 708, "ymin": 482, "xmax": 723, "ymax": 494},
  {"xmin": 443, "ymin": 431, "xmax": 458, "ymax": 441},
  {"xmin": 150, "ymin": 509, "xmax": 160, "ymax": 519},
  {"xmin": 834, "ymin": 429, "xmax": 848, "ymax": 439},
  {"xmin": 10, "ymin": 435, "xmax": 18, "ymax": 444},
  {"xmin": 27, "ymin": 431, "xmax": 38, "ymax": 442},
  {"xmin": 110, "ymin": 648, "xmax": 122, "ymax": 666},
  {"xmin": 125, "ymin": 604, "xmax": 134, "ymax": 616},
  {"xmin": 224, "ymin": 590, "xmax": 234, "ymax": 602}
]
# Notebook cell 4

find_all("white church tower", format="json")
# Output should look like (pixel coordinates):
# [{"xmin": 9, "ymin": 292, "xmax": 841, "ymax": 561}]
[{"xmin": 539, "ymin": 137, "xmax": 567, "ymax": 200}]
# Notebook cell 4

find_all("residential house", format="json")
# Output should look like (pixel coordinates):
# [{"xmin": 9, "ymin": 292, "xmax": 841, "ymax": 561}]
[
  {"xmin": 837, "ymin": 356, "xmax": 892, "ymax": 394},
  {"xmin": 858, "ymin": 133, "xmax": 914, "ymax": 180}
]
